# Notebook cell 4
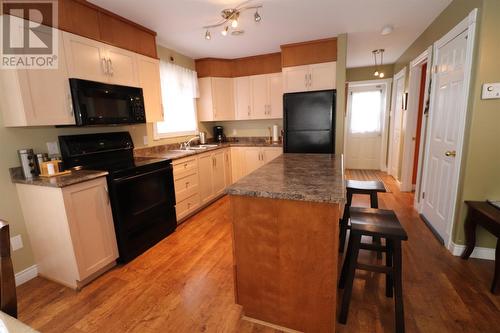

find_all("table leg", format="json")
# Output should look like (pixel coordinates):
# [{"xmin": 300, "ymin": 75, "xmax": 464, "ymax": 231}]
[
  {"xmin": 492, "ymin": 238, "xmax": 499, "ymax": 294},
  {"xmin": 461, "ymin": 212, "xmax": 476, "ymax": 260}
]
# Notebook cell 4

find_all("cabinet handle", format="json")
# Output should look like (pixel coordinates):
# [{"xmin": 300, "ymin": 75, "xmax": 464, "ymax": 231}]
[
  {"xmin": 185, "ymin": 181, "xmax": 189, "ymax": 188},
  {"xmin": 308, "ymin": 73, "xmax": 312, "ymax": 87},
  {"xmin": 67, "ymin": 93, "xmax": 74, "ymax": 117},
  {"xmin": 104, "ymin": 186, "xmax": 110, "ymax": 205},
  {"xmin": 101, "ymin": 58, "xmax": 108, "ymax": 74},
  {"xmin": 184, "ymin": 163, "xmax": 188, "ymax": 168},
  {"xmin": 247, "ymin": 105, "xmax": 251, "ymax": 117},
  {"xmin": 107, "ymin": 58, "xmax": 113, "ymax": 75},
  {"xmin": 305, "ymin": 74, "xmax": 308, "ymax": 88}
]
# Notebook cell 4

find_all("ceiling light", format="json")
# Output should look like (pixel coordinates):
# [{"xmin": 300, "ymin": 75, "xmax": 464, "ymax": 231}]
[
  {"xmin": 254, "ymin": 9, "xmax": 261, "ymax": 22},
  {"xmin": 372, "ymin": 49, "xmax": 385, "ymax": 77},
  {"xmin": 202, "ymin": 2, "xmax": 263, "ymax": 39},
  {"xmin": 379, "ymin": 72, "xmax": 385, "ymax": 78},
  {"xmin": 381, "ymin": 25, "xmax": 394, "ymax": 36},
  {"xmin": 374, "ymin": 70, "xmax": 379, "ymax": 77}
]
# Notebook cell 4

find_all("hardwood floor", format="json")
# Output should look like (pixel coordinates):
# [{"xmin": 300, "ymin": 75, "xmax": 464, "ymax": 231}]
[{"xmin": 17, "ymin": 172, "xmax": 500, "ymax": 332}]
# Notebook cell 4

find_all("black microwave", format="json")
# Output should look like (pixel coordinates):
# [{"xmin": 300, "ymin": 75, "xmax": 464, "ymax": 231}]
[{"xmin": 69, "ymin": 78, "xmax": 146, "ymax": 126}]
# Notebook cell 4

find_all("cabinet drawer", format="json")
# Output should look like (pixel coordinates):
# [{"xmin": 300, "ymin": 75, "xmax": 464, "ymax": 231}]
[
  {"xmin": 173, "ymin": 157, "xmax": 198, "ymax": 178},
  {"xmin": 176, "ymin": 193, "xmax": 200, "ymax": 221},
  {"xmin": 174, "ymin": 173, "xmax": 199, "ymax": 202}
]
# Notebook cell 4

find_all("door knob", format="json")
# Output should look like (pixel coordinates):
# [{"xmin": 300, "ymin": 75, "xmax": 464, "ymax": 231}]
[{"xmin": 445, "ymin": 150, "xmax": 456, "ymax": 157}]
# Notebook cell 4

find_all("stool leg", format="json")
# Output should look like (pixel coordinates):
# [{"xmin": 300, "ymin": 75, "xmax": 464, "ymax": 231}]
[
  {"xmin": 393, "ymin": 240, "xmax": 405, "ymax": 333},
  {"xmin": 339, "ymin": 233, "xmax": 361, "ymax": 324},
  {"xmin": 370, "ymin": 192, "xmax": 383, "ymax": 259},
  {"xmin": 492, "ymin": 239, "xmax": 499, "ymax": 293},
  {"xmin": 339, "ymin": 191, "xmax": 353, "ymax": 252},
  {"xmin": 386, "ymin": 239, "xmax": 393, "ymax": 298},
  {"xmin": 339, "ymin": 232, "xmax": 353, "ymax": 289}
]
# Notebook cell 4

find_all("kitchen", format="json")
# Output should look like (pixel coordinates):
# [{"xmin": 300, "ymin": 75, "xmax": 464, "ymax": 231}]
[{"xmin": 1, "ymin": 0, "xmax": 500, "ymax": 333}]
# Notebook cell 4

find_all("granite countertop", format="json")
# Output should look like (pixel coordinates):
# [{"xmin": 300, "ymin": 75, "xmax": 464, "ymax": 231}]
[
  {"xmin": 226, "ymin": 154, "xmax": 345, "ymax": 204},
  {"xmin": 134, "ymin": 141, "xmax": 283, "ymax": 160},
  {"xmin": 10, "ymin": 167, "xmax": 108, "ymax": 188}
]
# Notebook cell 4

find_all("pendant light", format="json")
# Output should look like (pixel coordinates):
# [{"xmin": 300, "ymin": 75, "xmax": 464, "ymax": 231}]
[{"xmin": 372, "ymin": 49, "xmax": 385, "ymax": 78}]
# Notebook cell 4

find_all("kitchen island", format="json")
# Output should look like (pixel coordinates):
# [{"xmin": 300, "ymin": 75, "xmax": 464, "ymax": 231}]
[{"xmin": 226, "ymin": 154, "xmax": 345, "ymax": 333}]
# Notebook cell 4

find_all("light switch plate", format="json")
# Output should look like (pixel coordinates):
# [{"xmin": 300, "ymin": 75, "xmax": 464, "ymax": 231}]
[
  {"xmin": 143, "ymin": 136, "xmax": 148, "ymax": 146},
  {"xmin": 481, "ymin": 83, "xmax": 500, "ymax": 99},
  {"xmin": 46, "ymin": 141, "xmax": 59, "ymax": 156},
  {"xmin": 11, "ymin": 235, "xmax": 23, "ymax": 251}
]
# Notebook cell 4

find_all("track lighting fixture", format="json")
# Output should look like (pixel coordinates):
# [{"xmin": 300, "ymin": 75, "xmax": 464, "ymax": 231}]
[{"xmin": 202, "ymin": 1, "xmax": 263, "ymax": 40}]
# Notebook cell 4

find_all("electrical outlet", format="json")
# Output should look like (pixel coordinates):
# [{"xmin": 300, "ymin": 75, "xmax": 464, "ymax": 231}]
[
  {"xmin": 143, "ymin": 136, "xmax": 148, "ymax": 146},
  {"xmin": 11, "ymin": 235, "xmax": 23, "ymax": 251},
  {"xmin": 232, "ymin": 129, "xmax": 237, "ymax": 136},
  {"xmin": 46, "ymin": 141, "xmax": 60, "ymax": 156}
]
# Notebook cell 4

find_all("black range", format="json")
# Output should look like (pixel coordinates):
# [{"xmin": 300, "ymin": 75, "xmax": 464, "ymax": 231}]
[{"xmin": 59, "ymin": 132, "xmax": 177, "ymax": 263}]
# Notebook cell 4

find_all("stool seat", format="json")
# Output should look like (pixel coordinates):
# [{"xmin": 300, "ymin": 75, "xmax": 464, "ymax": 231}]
[
  {"xmin": 346, "ymin": 179, "xmax": 387, "ymax": 193},
  {"xmin": 350, "ymin": 207, "xmax": 408, "ymax": 241}
]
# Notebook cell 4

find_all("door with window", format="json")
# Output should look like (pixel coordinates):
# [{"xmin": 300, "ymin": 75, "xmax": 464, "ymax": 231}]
[{"xmin": 345, "ymin": 87, "xmax": 384, "ymax": 169}]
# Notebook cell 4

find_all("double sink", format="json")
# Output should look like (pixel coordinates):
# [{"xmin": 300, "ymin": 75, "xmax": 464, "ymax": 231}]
[{"xmin": 172, "ymin": 144, "xmax": 219, "ymax": 152}]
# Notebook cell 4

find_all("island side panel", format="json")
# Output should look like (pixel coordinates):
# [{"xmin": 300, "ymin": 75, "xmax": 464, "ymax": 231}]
[{"xmin": 230, "ymin": 195, "xmax": 339, "ymax": 333}]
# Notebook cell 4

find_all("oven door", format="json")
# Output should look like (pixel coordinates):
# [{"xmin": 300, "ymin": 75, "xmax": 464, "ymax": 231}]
[
  {"xmin": 69, "ymin": 78, "xmax": 145, "ymax": 126},
  {"xmin": 109, "ymin": 165, "xmax": 176, "ymax": 262}
]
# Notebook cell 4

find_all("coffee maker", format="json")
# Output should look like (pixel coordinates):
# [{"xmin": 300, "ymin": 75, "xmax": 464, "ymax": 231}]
[{"xmin": 213, "ymin": 126, "xmax": 226, "ymax": 143}]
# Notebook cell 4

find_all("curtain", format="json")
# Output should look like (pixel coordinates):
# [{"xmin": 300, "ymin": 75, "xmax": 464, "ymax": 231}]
[{"xmin": 156, "ymin": 61, "xmax": 199, "ymax": 136}]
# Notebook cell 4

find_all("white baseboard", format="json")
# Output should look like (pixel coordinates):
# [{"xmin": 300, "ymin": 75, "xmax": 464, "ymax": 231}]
[
  {"xmin": 448, "ymin": 242, "xmax": 495, "ymax": 260},
  {"xmin": 15, "ymin": 265, "xmax": 38, "ymax": 286}
]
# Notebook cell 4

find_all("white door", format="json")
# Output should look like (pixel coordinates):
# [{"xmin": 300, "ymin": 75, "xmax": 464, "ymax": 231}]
[
  {"xmin": 346, "ymin": 87, "xmax": 384, "ymax": 169},
  {"xmin": 250, "ymin": 74, "xmax": 268, "ymax": 119},
  {"xmin": 137, "ymin": 55, "xmax": 163, "ymax": 122},
  {"xmin": 390, "ymin": 74, "xmax": 405, "ymax": 178},
  {"xmin": 106, "ymin": 46, "xmax": 139, "ymax": 87},
  {"xmin": 268, "ymin": 73, "xmax": 283, "ymax": 119},
  {"xmin": 282, "ymin": 65, "xmax": 309, "ymax": 93},
  {"xmin": 421, "ymin": 29, "xmax": 469, "ymax": 241},
  {"xmin": 63, "ymin": 33, "xmax": 108, "ymax": 83},
  {"xmin": 310, "ymin": 62, "xmax": 336, "ymax": 91},
  {"xmin": 234, "ymin": 76, "xmax": 251, "ymax": 120}
]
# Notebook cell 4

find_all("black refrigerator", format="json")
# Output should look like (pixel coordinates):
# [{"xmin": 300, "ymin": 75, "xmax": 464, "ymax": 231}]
[{"xmin": 283, "ymin": 89, "xmax": 336, "ymax": 154}]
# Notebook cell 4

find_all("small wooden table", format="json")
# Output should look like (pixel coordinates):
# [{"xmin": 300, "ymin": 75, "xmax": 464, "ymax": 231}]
[{"xmin": 461, "ymin": 201, "xmax": 500, "ymax": 293}]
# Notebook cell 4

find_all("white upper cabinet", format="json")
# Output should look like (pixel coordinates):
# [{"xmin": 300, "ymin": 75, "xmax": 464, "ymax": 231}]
[
  {"xmin": 136, "ymin": 55, "xmax": 163, "ymax": 123},
  {"xmin": 234, "ymin": 76, "xmax": 252, "ymax": 120},
  {"xmin": 250, "ymin": 74, "xmax": 268, "ymax": 119},
  {"xmin": 63, "ymin": 32, "xmax": 139, "ymax": 87},
  {"xmin": 197, "ymin": 77, "xmax": 235, "ymax": 121},
  {"xmin": 283, "ymin": 61, "xmax": 336, "ymax": 93},
  {"xmin": 0, "ymin": 30, "xmax": 75, "ymax": 127},
  {"xmin": 268, "ymin": 73, "xmax": 283, "ymax": 119},
  {"xmin": 233, "ymin": 72, "xmax": 283, "ymax": 120}
]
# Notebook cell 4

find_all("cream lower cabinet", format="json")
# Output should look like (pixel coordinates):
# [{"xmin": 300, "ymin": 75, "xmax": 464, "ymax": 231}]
[
  {"xmin": 198, "ymin": 149, "xmax": 226, "ymax": 204},
  {"xmin": 173, "ymin": 156, "xmax": 201, "ymax": 221},
  {"xmin": 173, "ymin": 148, "xmax": 230, "ymax": 221},
  {"xmin": 231, "ymin": 146, "xmax": 283, "ymax": 182},
  {"xmin": 16, "ymin": 177, "xmax": 118, "ymax": 289}
]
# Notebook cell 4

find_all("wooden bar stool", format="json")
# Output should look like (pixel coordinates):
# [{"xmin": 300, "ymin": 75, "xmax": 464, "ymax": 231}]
[
  {"xmin": 338, "ymin": 207, "xmax": 408, "ymax": 333},
  {"xmin": 0, "ymin": 221, "xmax": 17, "ymax": 318},
  {"xmin": 340, "ymin": 179, "xmax": 387, "ymax": 255}
]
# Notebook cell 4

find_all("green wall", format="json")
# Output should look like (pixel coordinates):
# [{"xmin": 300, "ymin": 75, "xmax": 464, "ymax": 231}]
[{"xmin": 347, "ymin": 65, "xmax": 394, "ymax": 82}]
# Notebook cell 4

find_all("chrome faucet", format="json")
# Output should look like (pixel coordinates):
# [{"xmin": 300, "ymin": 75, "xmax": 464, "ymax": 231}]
[{"xmin": 180, "ymin": 135, "xmax": 199, "ymax": 149}]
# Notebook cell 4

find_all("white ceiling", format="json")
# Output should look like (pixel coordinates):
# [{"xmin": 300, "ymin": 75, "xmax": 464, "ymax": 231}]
[{"xmin": 88, "ymin": 0, "xmax": 452, "ymax": 68}]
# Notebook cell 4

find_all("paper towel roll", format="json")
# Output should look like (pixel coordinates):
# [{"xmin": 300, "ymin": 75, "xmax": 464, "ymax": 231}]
[{"xmin": 272, "ymin": 125, "xmax": 279, "ymax": 143}]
